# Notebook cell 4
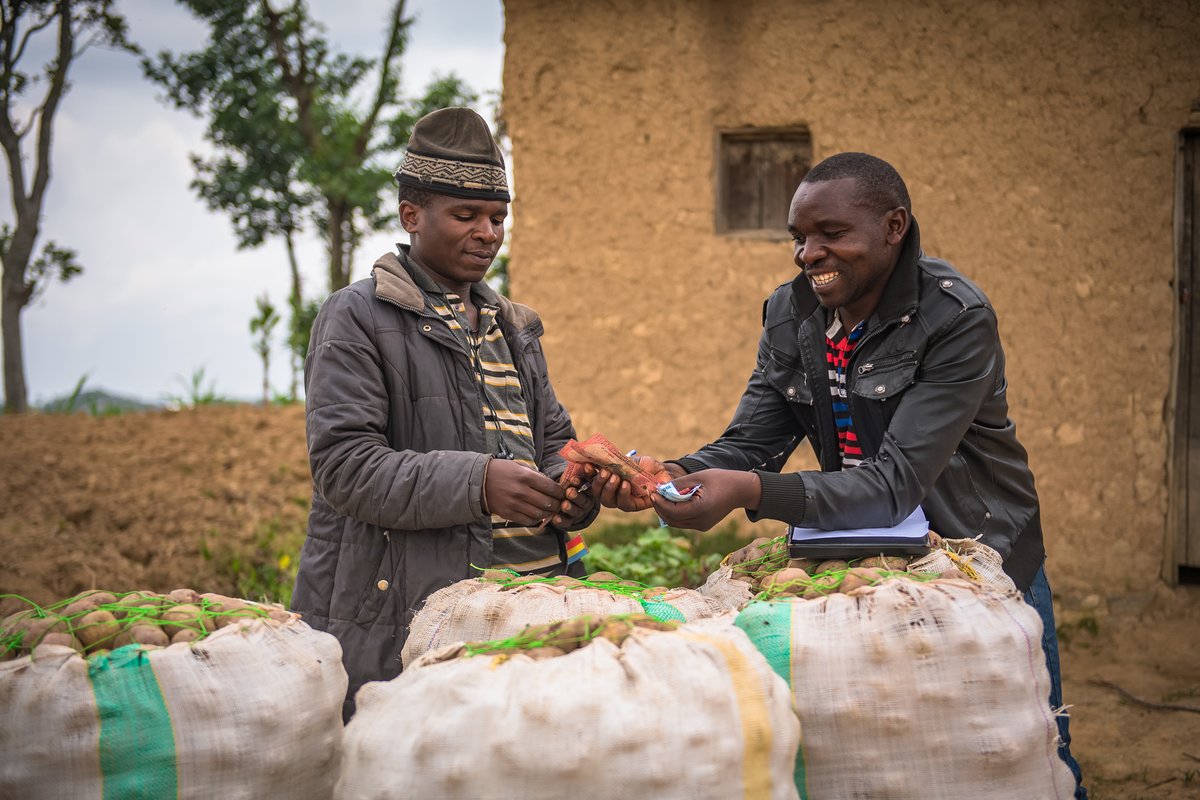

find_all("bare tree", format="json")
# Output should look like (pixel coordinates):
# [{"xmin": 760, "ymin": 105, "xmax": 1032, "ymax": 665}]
[{"xmin": 0, "ymin": 0, "xmax": 136, "ymax": 413}]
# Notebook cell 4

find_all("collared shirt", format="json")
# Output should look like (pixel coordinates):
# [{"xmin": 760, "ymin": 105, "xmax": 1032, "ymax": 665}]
[
  {"xmin": 405, "ymin": 256, "xmax": 582, "ymax": 574},
  {"xmin": 825, "ymin": 315, "xmax": 866, "ymax": 469}
]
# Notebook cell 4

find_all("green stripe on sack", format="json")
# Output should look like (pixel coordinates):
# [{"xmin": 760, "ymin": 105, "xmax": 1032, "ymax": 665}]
[
  {"xmin": 735, "ymin": 601, "xmax": 808, "ymax": 799},
  {"xmin": 88, "ymin": 645, "xmax": 178, "ymax": 799},
  {"xmin": 637, "ymin": 597, "xmax": 687, "ymax": 622}
]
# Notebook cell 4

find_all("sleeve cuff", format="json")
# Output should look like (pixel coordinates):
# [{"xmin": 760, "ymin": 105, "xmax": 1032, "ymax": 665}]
[
  {"xmin": 748, "ymin": 470, "xmax": 807, "ymax": 525},
  {"xmin": 670, "ymin": 456, "xmax": 708, "ymax": 475}
]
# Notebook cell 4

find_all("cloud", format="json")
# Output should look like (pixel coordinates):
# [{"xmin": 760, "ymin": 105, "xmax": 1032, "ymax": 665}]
[{"xmin": 4, "ymin": 0, "xmax": 503, "ymax": 404}]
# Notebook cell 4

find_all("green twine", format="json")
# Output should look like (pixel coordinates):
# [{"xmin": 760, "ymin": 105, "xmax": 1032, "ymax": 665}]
[{"xmin": 1, "ymin": 591, "xmax": 271, "ymax": 659}]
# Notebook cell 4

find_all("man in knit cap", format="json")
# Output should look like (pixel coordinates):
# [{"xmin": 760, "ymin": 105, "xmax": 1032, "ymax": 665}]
[{"xmin": 292, "ymin": 107, "xmax": 596, "ymax": 719}]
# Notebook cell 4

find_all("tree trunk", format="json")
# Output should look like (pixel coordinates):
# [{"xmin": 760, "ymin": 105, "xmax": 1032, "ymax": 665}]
[
  {"xmin": 261, "ymin": 348, "xmax": 270, "ymax": 406},
  {"xmin": 284, "ymin": 228, "xmax": 301, "ymax": 401},
  {"xmin": 327, "ymin": 198, "xmax": 350, "ymax": 292},
  {"xmin": 1, "ymin": 265, "xmax": 30, "ymax": 414}
]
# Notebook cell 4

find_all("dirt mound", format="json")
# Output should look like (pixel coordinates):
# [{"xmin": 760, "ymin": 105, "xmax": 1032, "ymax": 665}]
[
  {"xmin": 1, "ymin": 405, "xmax": 1197, "ymax": 798},
  {"xmin": 0, "ymin": 405, "xmax": 309, "ymax": 614}
]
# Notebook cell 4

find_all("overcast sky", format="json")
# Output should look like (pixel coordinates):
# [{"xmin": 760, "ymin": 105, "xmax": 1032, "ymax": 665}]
[{"xmin": 2, "ymin": 0, "xmax": 505, "ymax": 405}]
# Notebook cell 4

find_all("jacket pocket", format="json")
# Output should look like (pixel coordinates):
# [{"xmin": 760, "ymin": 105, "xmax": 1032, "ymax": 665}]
[
  {"xmin": 850, "ymin": 353, "xmax": 917, "ymax": 401},
  {"xmin": 353, "ymin": 532, "xmax": 397, "ymax": 626},
  {"xmin": 763, "ymin": 347, "xmax": 813, "ymax": 404}
]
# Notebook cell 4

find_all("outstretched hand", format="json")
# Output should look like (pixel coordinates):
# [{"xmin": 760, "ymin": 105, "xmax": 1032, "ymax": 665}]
[
  {"xmin": 593, "ymin": 456, "xmax": 682, "ymax": 512},
  {"xmin": 483, "ymin": 458, "xmax": 566, "ymax": 527},
  {"xmin": 651, "ymin": 468, "xmax": 762, "ymax": 531}
]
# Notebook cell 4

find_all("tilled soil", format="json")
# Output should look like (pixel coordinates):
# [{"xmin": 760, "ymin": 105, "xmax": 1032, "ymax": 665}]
[{"xmin": 0, "ymin": 406, "xmax": 1197, "ymax": 798}]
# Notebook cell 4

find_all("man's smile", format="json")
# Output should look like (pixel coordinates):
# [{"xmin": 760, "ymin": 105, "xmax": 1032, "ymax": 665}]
[{"xmin": 810, "ymin": 271, "xmax": 840, "ymax": 287}]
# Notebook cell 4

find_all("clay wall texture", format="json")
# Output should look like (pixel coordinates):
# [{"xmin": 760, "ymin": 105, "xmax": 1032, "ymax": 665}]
[{"xmin": 501, "ymin": 0, "xmax": 1200, "ymax": 593}]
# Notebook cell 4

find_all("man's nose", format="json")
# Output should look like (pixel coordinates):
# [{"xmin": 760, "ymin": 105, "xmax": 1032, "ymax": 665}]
[
  {"xmin": 796, "ymin": 240, "xmax": 824, "ymax": 266},
  {"xmin": 474, "ymin": 223, "xmax": 500, "ymax": 243}
]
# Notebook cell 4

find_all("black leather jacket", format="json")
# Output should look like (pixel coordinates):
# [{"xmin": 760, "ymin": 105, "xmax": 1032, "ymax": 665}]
[{"xmin": 676, "ymin": 218, "xmax": 1045, "ymax": 590}]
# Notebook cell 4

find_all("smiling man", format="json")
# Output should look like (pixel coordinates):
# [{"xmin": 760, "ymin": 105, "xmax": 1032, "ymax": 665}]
[
  {"xmin": 291, "ymin": 107, "xmax": 595, "ymax": 719},
  {"xmin": 595, "ymin": 152, "xmax": 1086, "ymax": 797}
]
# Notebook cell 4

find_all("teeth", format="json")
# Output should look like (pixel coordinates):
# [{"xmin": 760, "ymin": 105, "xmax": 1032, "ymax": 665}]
[{"xmin": 812, "ymin": 272, "xmax": 838, "ymax": 286}]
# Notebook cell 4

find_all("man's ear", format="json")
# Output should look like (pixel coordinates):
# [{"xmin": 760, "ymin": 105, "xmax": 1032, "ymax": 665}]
[
  {"xmin": 883, "ymin": 207, "xmax": 910, "ymax": 246},
  {"xmin": 399, "ymin": 200, "xmax": 422, "ymax": 234}
]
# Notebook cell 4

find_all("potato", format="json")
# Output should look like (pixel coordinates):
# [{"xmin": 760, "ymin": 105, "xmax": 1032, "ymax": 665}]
[
  {"xmin": 749, "ymin": 537, "xmax": 774, "ymax": 549},
  {"xmin": 859, "ymin": 555, "xmax": 910, "ymax": 571},
  {"xmin": 839, "ymin": 567, "xmax": 884, "ymax": 594},
  {"xmin": 731, "ymin": 572, "xmax": 756, "ymax": 584},
  {"xmin": 61, "ymin": 591, "xmax": 118, "ymax": 618},
  {"xmin": 814, "ymin": 560, "xmax": 849, "ymax": 574},
  {"xmin": 522, "ymin": 646, "xmax": 566, "ymax": 660},
  {"xmin": 766, "ymin": 538, "xmax": 790, "ymax": 559},
  {"xmin": 585, "ymin": 571, "xmax": 621, "ymax": 583},
  {"xmin": 641, "ymin": 587, "xmax": 670, "ymax": 598},
  {"xmin": 761, "ymin": 568, "xmax": 810, "ymax": 592},
  {"xmin": 266, "ymin": 607, "xmax": 295, "ymax": 623},
  {"xmin": 594, "ymin": 619, "xmax": 635, "ymax": 646},
  {"xmin": 73, "ymin": 610, "xmax": 121, "ymax": 651},
  {"xmin": 631, "ymin": 617, "xmax": 679, "ymax": 631},
  {"xmin": 113, "ymin": 624, "xmax": 170, "ymax": 649},
  {"xmin": 936, "ymin": 566, "xmax": 971, "ymax": 582},
  {"xmin": 112, "ymin": 592, "xmax": 162, "ymax": 620},
  {"xmin": 170, "ymin": 628, "xmax": 201, "ymax": 645},
  {"xmin": 802, "ymin": 574, "xmax": 841, "ymax": 600},
  {"xmin": 161, "ymin": 604, "xmax": 213, "ymax": 638},
  {"xmin": 167, "ymin": 588, "xmax": 201, "ymax": 604},
  {"xmin": 787, "ymin": 558, "xmax": 819, "ymax": 572},
  {"xmin": 552, "ymin": 576, "xmax": 583, "ymax": 588},
  {"xmin": 37, "ymin": 632, "xmax": 83, "ymax": 652},
  {"xmin": 478, "ymin": 569, "xmax": 514, "ymax": 582},
  {"xmin": 545, "ymin": 617, "xmax": 596, "ymax": 653},
  {"xmin": 3, "ymin": 612, "xmax": 68, "ymax": 647}
]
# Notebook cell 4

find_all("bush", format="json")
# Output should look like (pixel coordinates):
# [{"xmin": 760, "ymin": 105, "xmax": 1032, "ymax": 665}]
[{"xmin": 584, "ymin": 522, "xmax": 746, "ymax": 588}]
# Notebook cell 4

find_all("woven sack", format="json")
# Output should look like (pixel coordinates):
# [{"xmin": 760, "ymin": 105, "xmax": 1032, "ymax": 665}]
[
  {"xmin": 907, "ymin": 537, "xmax": 1017, "ymax": 592},
  {"xmin": 400, "ymin": 577, "xmax": 725, "ymax": 667},
  {"xmin": 735, "ymin": 579, "xmax": 1074, "ymax": 799},
  {"xmin": 698, "ymin": 563, "xmax": 757, "ymax": 612},
  {"xmin": 340, "ymin": 617, "xmax": 799, "ymax": 800},
  {"xmin": 0, "ymin": 618, "xmax": 346, "ymax": 799}
]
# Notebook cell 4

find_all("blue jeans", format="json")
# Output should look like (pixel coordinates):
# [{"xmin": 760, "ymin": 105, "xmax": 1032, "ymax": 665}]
[{"xmin": 1023, "ymin": 566, "xmax": 1088, "ymax": 799}]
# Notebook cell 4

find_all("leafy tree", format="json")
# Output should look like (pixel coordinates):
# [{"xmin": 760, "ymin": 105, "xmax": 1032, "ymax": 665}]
[
  {"xmin": 0, "ymin": 0, "xmax": 136, "ymax": 413},
  {"xmin": 249, "ymin": 292, "xmax": 279, "ymax": 405},
  {"xmin": 142, "ymin": 0, "xmax": 477, "ymax": 394}
]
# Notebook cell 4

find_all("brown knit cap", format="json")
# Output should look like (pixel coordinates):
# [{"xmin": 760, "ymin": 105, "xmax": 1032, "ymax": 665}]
[{"xmin": 394, "ymin": 107, "xmax": 510, "ymax": 202}]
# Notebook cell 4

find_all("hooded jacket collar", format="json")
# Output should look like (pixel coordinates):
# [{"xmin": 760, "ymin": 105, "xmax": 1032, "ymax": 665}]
[
  {"xmin": 790, "ymin": 216, "xmax": 923, "ymax": 327},
  {"xmin": 370, "ymin": 245, "xmax": 539, "ymax": 331}
]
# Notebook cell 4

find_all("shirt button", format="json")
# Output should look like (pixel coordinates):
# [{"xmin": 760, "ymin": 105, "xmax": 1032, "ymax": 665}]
[
  {"xmin": 900, "ymin": 314, "xmax": 911, "ymax": 324},
  {"xmin": 786, "ymin": 386, "xmax": 796, "ymax": 397},
  {"xmin": 422, "ymin": 324, "xmax": 432, "ymax": 332},
  {"xmin": 377, "ymin": 580, "xmax": 390, "ymax": 591},
  {"xmin": 940, "ymin": 279, "xmax": 953, "ymax": 288},
  {"xmin": 874, "ymin": 385, "xmax": 886, "ymax": 394}
]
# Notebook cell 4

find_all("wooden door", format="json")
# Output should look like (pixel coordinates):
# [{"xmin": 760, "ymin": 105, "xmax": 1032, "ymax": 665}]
[{"xmin": 1172, "ymin": 129, "xmax": 1200, "ymax": 580}]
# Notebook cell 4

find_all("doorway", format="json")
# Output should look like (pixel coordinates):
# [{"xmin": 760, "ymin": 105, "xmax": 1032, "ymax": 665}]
[{"xmin": 1170, "ymin": 123, "xmax": 1200, "ymax": 584}]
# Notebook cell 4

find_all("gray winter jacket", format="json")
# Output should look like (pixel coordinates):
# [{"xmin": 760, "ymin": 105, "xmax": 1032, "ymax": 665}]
[{"xmin": 291, "ymin": 249, "xmax": 585, "ymax": 718}]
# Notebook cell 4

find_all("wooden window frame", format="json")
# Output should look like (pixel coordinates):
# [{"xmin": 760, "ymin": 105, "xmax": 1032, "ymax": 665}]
[{"xmin": 715, "ymin": 126, "xmax": 812, "ymax": 240}]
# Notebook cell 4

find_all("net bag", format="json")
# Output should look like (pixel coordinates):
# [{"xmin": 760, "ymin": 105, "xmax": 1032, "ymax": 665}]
[
  {"xmin": 340, "ymin": 616, "xmax": 799, "ymax": 800},
  {"xmin": 400, "ymin": 574, "xmax": 726, "ymax": 667},
  {"xmin": 0, "ymin": 617, "xmax": 347, "ymax": 799},
  {"xmin": 735, "ymin": 579, "xmax": 1074, "ymax": 799}
]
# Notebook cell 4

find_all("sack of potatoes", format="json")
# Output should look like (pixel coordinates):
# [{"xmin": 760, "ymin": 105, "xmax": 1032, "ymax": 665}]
[
  {"xmin": 400, "ymin": 568, "xmax": 727, "ymax": 668},
  {"xmin": 699, "ymin": 532, "xmax": 1014, "ymax": 612},
  {"xmin": 340, "ymin": 614, "xmax": 800, "ymax": 800},
  {"xmin": 734, "ymin": 579, "xmax": 1074, "ymax": 799},
  {"xmin": 0, "ymin": 588, "xmax": 347, "ymax": 800}
]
